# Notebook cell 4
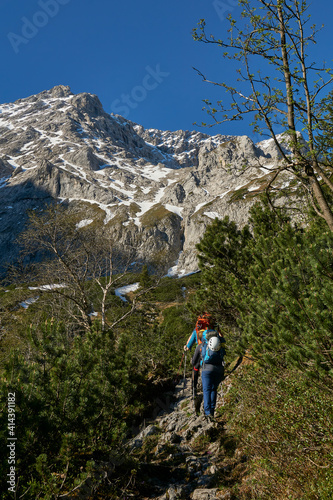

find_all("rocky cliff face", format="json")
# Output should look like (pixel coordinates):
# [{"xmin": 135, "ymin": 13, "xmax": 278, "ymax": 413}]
[{"xmin": 0, "ymin": 85, "xmax": 290, "ymax": 274}]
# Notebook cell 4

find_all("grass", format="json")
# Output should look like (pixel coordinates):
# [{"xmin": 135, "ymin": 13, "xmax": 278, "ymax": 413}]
[
  {"xmin": 227, "ymin": 175, "xmax": 274, "ymax": 203},
  {"xmin": 145, "ymin": 273, "xmax": 201, "ymax": 303},
  {"xmin": 191, "ymin": 434, "xmax": 211, "ymax": 453},
  {"xmin": 216, "ymin": 363, "xmax": 333, "ymax": 499},
  {"xmin": 140, "ymin": 204, "xmax": 176, "ymax": 227}
]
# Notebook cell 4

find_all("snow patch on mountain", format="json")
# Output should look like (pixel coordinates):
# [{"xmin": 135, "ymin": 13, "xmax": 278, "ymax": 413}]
[
  {"xmin": 0, "ymin": 85, "xmax": 294, "ymax": 275},
  {"xmin": 76, "ymin": 219, "xmax": 94, "ymax": 229},
  {"xmin": 115, "ymin": 283, "xmax": 140, "ymax": 302}
]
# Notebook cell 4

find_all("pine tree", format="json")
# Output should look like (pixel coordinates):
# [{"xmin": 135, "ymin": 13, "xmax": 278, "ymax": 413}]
[
  {"xmin": 237, "ymin": 205, "xmax": 333, "ymax": 386},
  {"xmin": 191, "ymin": 216, "xmax": 252, "ymax": 333},
  {"xmin": 139, "ymin": 264, "xmax": 152, "ymax": 288},
  {"xmin": 193, "ymin": 202, "xmax": 333, "ymax": 387},
  {"xmin": 0, "ymin": 320, "xmax": 136, "ymax": 497}
]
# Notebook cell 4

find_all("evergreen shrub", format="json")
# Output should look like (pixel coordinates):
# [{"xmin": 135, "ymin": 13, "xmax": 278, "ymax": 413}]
[{"xmin": 219, "ymin": 364, "xmax": 333, "ymax": 499}]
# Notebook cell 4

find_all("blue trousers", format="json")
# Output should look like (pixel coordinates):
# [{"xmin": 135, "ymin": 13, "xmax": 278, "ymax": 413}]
[{"xmin": 201, "ymin": 367, "xmax": 224, "ymax": 416}]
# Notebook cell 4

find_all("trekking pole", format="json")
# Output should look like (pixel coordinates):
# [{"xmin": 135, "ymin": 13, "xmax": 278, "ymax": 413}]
[
  {"xmin": 192, "ymin": 368, "xmax": 195, "ymax": 412},
  {"xmin": 176, "ymin": 352, "xmax": 184, "ymax": 375},
  {"xmin": 192, "ymin": 369, "xmax": 195, "ymax": 402},
  {"xmin": 183, "ymin": 351, "xmax": 187, "ymax": 393}
]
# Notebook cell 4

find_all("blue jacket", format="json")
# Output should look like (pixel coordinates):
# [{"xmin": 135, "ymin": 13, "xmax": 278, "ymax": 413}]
[
  {"xmin": 186, "ymin": 329, "xmax": 198, "ymax": 350},
  {"xmin": 187, "ymin": 328, "xmax": 226, "ymax": 352}
]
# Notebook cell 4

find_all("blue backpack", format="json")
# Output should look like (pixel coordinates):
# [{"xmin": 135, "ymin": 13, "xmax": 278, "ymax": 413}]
[{"xmin": 200, "ymin": 330, "xmax": 225, "ymax": 367}]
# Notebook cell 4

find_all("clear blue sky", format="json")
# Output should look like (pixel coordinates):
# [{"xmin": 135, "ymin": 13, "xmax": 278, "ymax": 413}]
[{"xmin": 1, "ymin": 0, "xmax": 333, "ymax": 139}]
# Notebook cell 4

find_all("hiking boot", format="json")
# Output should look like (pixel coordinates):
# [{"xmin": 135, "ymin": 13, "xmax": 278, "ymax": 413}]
[{"xmin": 205, "ymin": 414, "xmax": 216, "ymax": 423}]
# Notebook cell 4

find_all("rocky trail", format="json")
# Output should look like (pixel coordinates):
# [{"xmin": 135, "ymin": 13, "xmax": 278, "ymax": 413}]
[{"xmin": 125, "ymin": 374, "xmax": 241, "ymax": 500}]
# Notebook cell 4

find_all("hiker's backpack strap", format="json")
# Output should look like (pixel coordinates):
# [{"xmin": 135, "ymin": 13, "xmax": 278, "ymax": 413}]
[
  {"xmin": 196, "ymin": 328, "xmax": 205, "ymax": 345},
  {"xmin": 201, "ymin": 332, "xmax": 225, "ymax": 367}
]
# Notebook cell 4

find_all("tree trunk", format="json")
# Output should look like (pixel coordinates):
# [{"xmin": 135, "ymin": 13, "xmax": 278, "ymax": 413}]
[
  {"xmin": 101, "ymin": 289, "xmax": 107, "ymax": 332},
  {"xmin": 277, "ymin": 4, "xmax": 297, "ymax": 137},
  {"xmin": 277, "ymin": 2, "xmax": 333, "ymax": 230},
  {"xmin": 309, "ymin": 171, "xmax": 333, "ymax": 230}
]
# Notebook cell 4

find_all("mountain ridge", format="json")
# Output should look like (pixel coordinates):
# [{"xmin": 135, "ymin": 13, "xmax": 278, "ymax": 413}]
[{"xmin": 0, "ymin": 85, "xmax": 292, "ymax": 274}]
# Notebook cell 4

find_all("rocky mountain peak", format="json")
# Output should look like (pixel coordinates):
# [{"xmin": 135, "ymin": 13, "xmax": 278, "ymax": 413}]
[
  {"xmin": 71, "ymin": 91, "xmax": 105, "ymax": 117},
  {"xmin": 49, "ymin": 85, "xmax": 72, "ymax": 98},
  {"xmin": 35, "ymin": 84, "xmax": 73, "ymax": 100},
  {"xmin": 0, "ymin": 86, "xmax": 289, "ymax": 275}
]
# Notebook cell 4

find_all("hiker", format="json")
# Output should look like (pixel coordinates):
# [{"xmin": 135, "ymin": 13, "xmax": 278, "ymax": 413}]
[
  {"xmin": 183, "ymin": 313, "xmax": 213, "ymax": 398},
  {"xmin": 196, "ymin": 330, "xmax": 226, "ymax": 420}
]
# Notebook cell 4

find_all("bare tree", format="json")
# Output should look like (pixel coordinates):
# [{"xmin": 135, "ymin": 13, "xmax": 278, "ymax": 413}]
[
  {"xmin": 15, "ymin": 204, "xmax": 140, "ymax": 332},
  {"xmin": 193, "ymin": 0, "xmax": 333, "ymax": 229}
]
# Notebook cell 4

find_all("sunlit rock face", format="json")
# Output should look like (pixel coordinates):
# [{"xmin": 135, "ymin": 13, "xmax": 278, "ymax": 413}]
[{"xmin": 0, "ymin": 85, "xmax": 291, "ymax": 274}]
